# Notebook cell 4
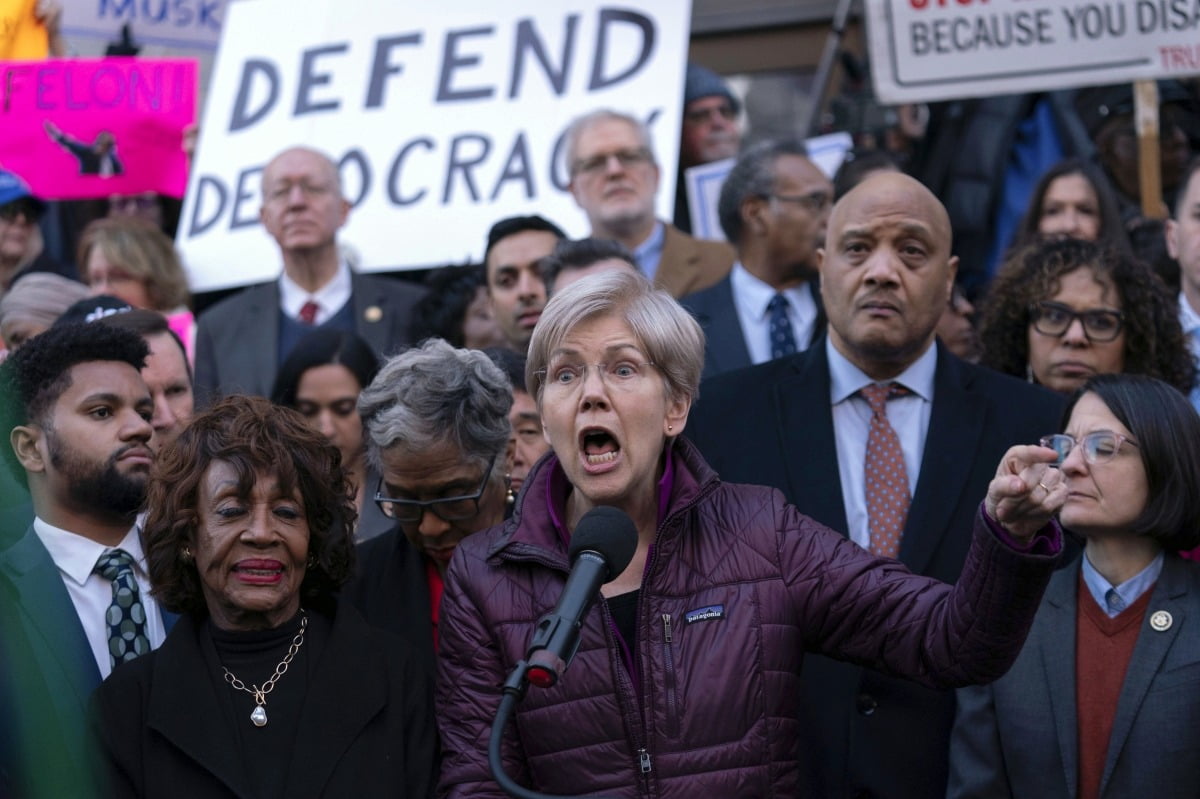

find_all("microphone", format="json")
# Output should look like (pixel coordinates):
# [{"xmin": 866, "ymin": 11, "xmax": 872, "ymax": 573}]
[{"xmin": 524, "ymin": 506, "xmax": 638, "ymax": 689}]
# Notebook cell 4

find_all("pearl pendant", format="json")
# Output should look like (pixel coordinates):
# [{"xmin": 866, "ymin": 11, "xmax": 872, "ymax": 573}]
[{"xmin": 250, "ymin": 705, "xmax": 268, "ymax": 727}]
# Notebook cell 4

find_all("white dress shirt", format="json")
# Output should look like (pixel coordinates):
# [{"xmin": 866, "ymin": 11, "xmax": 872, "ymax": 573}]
[
  {"xmin": 34, "ymin": 518, "xmax": 167, "ymax": 678},
  {"xmin": 279, "ymin": 259, "xmax": 353, "ymax": 326},
  {"xmin": 827, "ymin": 337, "xmax": 937, "ymax": 550},
  {"xmin": 730, "ymin": 262, "xmax": 819, "ymax": 364}
]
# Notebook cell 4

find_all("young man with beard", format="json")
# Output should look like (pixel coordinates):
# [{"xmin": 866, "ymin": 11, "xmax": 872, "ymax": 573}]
[{"xmin": 0, "ymin": 322, "xmax": 171, "ymax": 795}]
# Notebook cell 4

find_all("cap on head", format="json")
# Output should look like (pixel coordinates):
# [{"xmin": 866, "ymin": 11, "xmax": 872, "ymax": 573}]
[
  {"xmin": 684, "ymin": 63, "xmax": 739, "ymax": 113},
  {"xmin": 0, "ymin": 170, "xmax": 46, "ymax": 213},
  {"xmin": 1076, "ymin": 79, "xmax": 1194, "ymax": 138},
  {"xmin": 55, "ymin": 295, "xmax": 134, "ymax": 327}
]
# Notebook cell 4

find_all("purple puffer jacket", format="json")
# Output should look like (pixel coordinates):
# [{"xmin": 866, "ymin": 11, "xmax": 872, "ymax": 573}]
[{"xmin": 436, "ymin": 438, "xmax": 1058, "ymax": 798}]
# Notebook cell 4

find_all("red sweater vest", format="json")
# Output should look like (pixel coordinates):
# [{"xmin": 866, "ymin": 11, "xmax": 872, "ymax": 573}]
[{"xmin": 1075, "ymin": 573, "xmax": 1154, "ymax": 799}]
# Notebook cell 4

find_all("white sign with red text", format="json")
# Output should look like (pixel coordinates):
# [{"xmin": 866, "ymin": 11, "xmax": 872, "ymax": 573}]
[
  {"xmin": 178, "ymin": 0, "xmax": 691, "ymax": 292},
  {"xmin": 866, "ymin": 0, "xmax": 1200, "ymax": 104}
]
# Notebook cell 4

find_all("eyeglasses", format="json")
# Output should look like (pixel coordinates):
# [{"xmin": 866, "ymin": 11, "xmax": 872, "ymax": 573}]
[
  {"xmin": 265, "ymin": 180, "xmax": 335, "ymax": 204},
  {"xmin": 374, "ymin": 455, "xmax": 496, "ymax": 523},
  {"xmin": 536, "ymin": 360, "xmax": 656, "ymax": 393},
  {"xmin": 1039, "ymin": 432, "xmax": 1139, "ymax": 466},
  {"xmin": 0, "ymin": 199, "xmax": 43, "ymax": 223},
  {"xmin": 571, "ymin": 148, "xmax": 653, "ymax": 177},
  {"xmin": 769, "ymin": 191, "xmax": 832, "ymax": 214},
  {"xmin": 1029, "ymin": 301, "xmax": 1124, "ymax": 342}
]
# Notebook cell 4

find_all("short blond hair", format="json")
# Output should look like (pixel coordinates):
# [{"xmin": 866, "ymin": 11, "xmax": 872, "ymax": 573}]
[
  {"xmin": 78, "ymin": 217, "xmax": 190, "ymax": 311},
  {"xmin": 526, "ymin": 270, "xmax": 704, "ymax": 406}
]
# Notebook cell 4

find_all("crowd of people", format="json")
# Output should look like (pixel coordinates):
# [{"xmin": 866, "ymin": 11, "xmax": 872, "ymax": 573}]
[{"xmin": 2, "ymin": 39, "xmax": 1200, "ymax": 799}]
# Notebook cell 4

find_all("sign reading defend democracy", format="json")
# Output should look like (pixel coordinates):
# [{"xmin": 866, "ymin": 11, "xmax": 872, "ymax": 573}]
[
  {"xmin": 866, "ymin": 0, "xmax": 1200, "ymax": 104},
  {"xmin": 179, "ymin": 0, "xmax": 691, "ymax": 293},
  {"xmin": 0, "ymin": 58, "xmax": 197, "ymax": 199}
]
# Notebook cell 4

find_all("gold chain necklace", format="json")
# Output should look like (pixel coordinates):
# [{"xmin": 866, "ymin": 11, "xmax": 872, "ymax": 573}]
[{"xmin": 222, "ymin": 612, "xmax": 308, "ymax": 728}]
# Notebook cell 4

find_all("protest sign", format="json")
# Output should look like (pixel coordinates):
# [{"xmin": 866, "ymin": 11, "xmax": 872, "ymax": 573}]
[
  {"xmin": 0, "ymin": 58, "xmax": 197, "ymax": 199},
  {"xmin": 178, "ymin": 0, "xmax": 692, "ymax": 293},
  {"xmin": 865, "ymin": 0, "xmax": 1200, "ymax": 104},
  {"xmin": 60, "ymin": 0, "xmax": 227, "ymax": 50}
]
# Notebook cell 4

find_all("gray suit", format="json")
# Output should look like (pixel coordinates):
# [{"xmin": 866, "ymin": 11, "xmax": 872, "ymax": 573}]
[
  {"xmin": 948, "ymin": 553, "xmax": 1200, "ymax": 799},
  {"xmin": 193, "ymin": 272, "xmax": 425, "ymax": 403}
]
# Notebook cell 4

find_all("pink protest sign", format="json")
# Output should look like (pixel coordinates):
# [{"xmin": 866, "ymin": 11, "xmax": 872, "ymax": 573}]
[{"xmin": 0, "ymin": 58, "xmax": 196, "ymax": 200}]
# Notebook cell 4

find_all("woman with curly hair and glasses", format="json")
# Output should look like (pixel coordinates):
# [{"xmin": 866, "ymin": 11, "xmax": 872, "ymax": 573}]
[{"xmin": 979, "ymin": 238, "xmax": 1196, "ymax": 396}]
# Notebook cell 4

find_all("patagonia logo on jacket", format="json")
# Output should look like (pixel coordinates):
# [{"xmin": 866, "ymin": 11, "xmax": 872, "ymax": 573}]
[{"xmin": 684, "ymin": 604, "xmax": 725, "ymax": 624}]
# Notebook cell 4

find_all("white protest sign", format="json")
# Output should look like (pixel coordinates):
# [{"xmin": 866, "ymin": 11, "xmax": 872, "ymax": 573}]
[
  {"xmin": 178, "ymin": 0, "xmax": 691, "ymax": 292},
  {"xmin": 865, "ymin": 0, "xmax": 1200, "ymax": 104},
  {"xmin": 61, "ymin": 0, "xmax": 228, "ymax": 51}
]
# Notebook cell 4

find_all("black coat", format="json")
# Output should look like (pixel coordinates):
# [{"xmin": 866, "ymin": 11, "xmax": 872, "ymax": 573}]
[
  {"xmin": 341, "ymin": 529, "xmax": 436, "ymax": 680},
  {"xmin": 92, "ymin": 600, "xmax": 436, "ymax": 799},
  {"xmin": 687, "ymin": 339, "xmax": 1065, "ymax": 799}
]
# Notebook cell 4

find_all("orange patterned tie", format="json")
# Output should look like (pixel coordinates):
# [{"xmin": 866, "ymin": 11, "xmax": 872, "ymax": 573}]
[{"xmin": 861, "ymin": 383, "xmax": 910, "ymax": 559}]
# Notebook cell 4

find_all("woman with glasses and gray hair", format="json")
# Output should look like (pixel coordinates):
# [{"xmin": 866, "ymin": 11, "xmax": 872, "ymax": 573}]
[
  {"xmin": 436, "ymin": 269, "xmax": 1069, "ymax": 797},
  {"xmin": 342, "ymin": 339, "xmax": 512, "ymax": 672},
  {"xmin": 979, "ymin": 238, "xmax": 1195, "ymax": 396},
  {"xmin": 948, "ymin": 373, "xmax": 1200, "ymax": 799}
]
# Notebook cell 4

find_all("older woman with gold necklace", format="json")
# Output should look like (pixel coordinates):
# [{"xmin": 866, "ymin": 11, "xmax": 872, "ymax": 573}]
[{"xmin": 92, "ymin": 396, "xmax": 436, "ymax": 798}]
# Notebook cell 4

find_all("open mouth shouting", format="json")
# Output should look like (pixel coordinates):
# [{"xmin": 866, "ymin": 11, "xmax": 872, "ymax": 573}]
[{"xmin": 580, "ymin": 426, "xmax": 620, "ymax": 472}]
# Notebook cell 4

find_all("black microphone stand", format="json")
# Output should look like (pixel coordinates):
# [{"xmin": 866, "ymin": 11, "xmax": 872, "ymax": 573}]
[{"xmin": 488, "ymin": 659, "xmax": 617, "ymax": 799}]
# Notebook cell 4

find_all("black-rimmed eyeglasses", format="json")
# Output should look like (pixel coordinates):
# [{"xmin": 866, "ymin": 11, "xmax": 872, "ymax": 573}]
[
  {"xmin": 374, "ymin": 455, "xmax": 496, "ymax": 523},
  {"xmin": 1029, "ymin": 301, "xmax": 1124, "ymax": 342}
]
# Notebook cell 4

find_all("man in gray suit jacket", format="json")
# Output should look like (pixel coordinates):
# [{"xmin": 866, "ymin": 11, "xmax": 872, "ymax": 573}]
[
  {"xmin": 681, "ymin": 140, "xmax": 830, "ymax": 379},
  {"xmin": 688, "ymin": 173, "xmax": 1065, "ymax": 799},
  {"xmin": 0, "ymin": 323, "xmax": 174, "ymax": 796},
  {"xmin": 193, "ymin": 146, "xmax": 424, "ymax": 403}
]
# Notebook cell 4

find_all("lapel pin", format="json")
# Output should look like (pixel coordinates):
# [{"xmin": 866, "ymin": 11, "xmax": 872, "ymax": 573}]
[
  {"xmin": 364, "ymin": 305, "xmax": 383, "ymax": 323},
  {"xmin": 1149, "ymin": 610, "xmax": 1172, "ymax": 632}
]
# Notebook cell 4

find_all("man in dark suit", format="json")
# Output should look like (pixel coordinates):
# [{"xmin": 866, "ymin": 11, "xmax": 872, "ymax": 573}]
[
  {"xmin": 565, "ymin": 109, "xmax": 734, "ymax": 298},
  {"xmin": 193, "ymin": 146, "xmax": 424, "ymax": 403},
  {"xmin": 44, "ymin": 121, "xmax": 124, "ymax": 177},
  {"xmin": 681, "ymin": 140, "xmax": 830, "ymax": 379},
  {"xmin": 687, "ymin": 172, "xmax": 1065, "ymax": 799},
  {"xmin": 0, "ymin": 322, "xmax": 174, "ymax": 795}
]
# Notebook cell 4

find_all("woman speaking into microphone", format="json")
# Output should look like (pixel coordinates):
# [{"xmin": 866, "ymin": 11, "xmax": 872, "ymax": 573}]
[{"xmin": 436, "ymin": 270, "xmax": 1066, "ymax": 797}]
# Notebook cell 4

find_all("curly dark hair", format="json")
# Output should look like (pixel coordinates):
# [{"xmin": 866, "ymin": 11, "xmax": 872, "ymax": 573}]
[
  {"xmin": 142, "ymin": 395, "xmax": 356, "ymax": 617},
  {"xmin": 408, "ymin": 264, "xmax": 486, "ymax": 348},
  {"xmin": 0, "ymin": 322, "xmax": 148, "ymax": 485},
  {"xmin": 979, "ymin": 239, "xmax": 1196, "ymax": 395}
]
